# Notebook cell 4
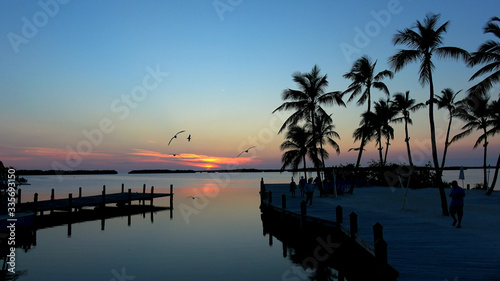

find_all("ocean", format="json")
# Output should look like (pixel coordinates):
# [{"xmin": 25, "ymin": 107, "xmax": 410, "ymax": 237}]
[{"xmin": 5, "ymin": 169, "xmax": 497, "ymax": 280}]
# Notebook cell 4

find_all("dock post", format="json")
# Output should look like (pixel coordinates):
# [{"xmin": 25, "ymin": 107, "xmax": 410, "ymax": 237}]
[
  {"xmin": 373, "ymin": 222, "xmax": 383, "ymax": 244},
  {"xmin": 170, "ymin": 184, "xmax": 173, "ymax": 208},
  {"xmin": 375, "ymin": 238, "xmax": 388, "ymax": 265},
  {"xmin": 51, "ymin": 189, "xmax": 55, "ymax": 200},
  {"xmin": 150, "ymin": 186, "xmax": 154, "ymax": 206},
  {"xmin": 142, "ymin": 184, "xmax": 146, "ymax": 205},
  {"xmin": 33, "ymin": 193, "xmax": 38, "ymax": 214},
  {"xmin": 349, "ymin": 212, "xmax": 358, "ymax": 237},
  {"xmin": 103, "ymin": 185, "xmax": 106, "ymax": 194},
  {"xmin": 128, "ymin": 189, "xmax": 132, "ymax": 206},
  {"xmin": 282, "ymin": 194, "xmax": 286, "ymax": 209},
  {"xmin": 79, "ymin": 187, "xmax": 82, "ymax": 198},
  {"xmin": 467, "ymin": 183, "xmax": 470, "ymax": 190},
  {"xmin": 17, "ymin": 188, "xmax": 21, "ymax": 204},
  {"xmin": 300, "ymin": 200, "xmax": 306, "ymax": 229},
  {"xmin": 336, "ymin": 205, "xmax": 343, "ymax": 225},
  {"xmin": 101, "ymin": 189, "xmax": 105, "ymax": 208},
  {"xmin": 68, "ymin": 193, "xmax": 73, "ymax": 213},
  {"xmin": 122, "ymin": 183, "xmax": 124, "ymax": 193}
]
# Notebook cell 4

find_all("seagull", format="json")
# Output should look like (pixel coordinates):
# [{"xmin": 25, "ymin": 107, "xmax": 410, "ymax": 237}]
[
  {"xmin": 171, "ymin": 153, "xmax": 184, "ymax": 158},
  {"xmin": 186, "ymin": 196, "xmax": 199, "ymax": 199},
  {"xmin": 187, "ymin": 134, "xmax": 191, "ymax": 142},
  {"xmin": 168, "ymin": 130, "xmax": 186, "ymax": 145},
  {"xmin": 237, "ymin": 146, "xmax": 256, "ymax": 157}
]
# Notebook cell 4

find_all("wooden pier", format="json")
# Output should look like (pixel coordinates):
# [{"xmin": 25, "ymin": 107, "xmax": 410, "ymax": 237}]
[
  {"xmin": 261, "ymin": 179, "xmax": 500, "ymax": 281},
  {"xmin": 260, "ymin": 179, "xmax": 398, "ymax": 281},
  {"xmin": 18, "ymin": 184, "xmax": 174, "ymax": 215}
]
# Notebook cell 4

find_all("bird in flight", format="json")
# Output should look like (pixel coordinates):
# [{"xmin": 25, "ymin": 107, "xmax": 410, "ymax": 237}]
[
  {"xmin": 170, "ymin": 153, "xmax": 184, "ymax": 158},
  {"xmin": 186, "ymin": 196, "xmax": 199, "ymax": 199},
  {"xmin": 168, "ymin": 130, "xmax": 186, "ymax": 145},
  {"xmin": 187, "ymin": 134, "xmax": 191, "ymax": 142},
  {"xmin": 237, "ymin": 146, "xmax": 256, "ymax": 157}
]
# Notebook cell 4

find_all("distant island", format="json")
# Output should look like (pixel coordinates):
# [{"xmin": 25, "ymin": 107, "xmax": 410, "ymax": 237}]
[
  {"xmin": 128, "ymin": 168, "xmax": 282, "ymax": 174},
  {"xmin": 17, "ymin": 170, "xmax": 118, "ymax": 175}
]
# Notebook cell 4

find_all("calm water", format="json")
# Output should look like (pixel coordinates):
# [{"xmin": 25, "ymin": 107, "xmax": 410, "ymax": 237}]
[
  {"xmin": 10, "ymin": 172, "xmax": 307, "ymax": 281},
  {"xmin": 7, "ymin": 169, "xmax": 497, "ymax": 281}
]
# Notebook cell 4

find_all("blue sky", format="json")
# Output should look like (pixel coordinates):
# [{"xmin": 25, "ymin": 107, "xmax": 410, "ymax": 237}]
[{"xmin": 0, "ymin": 0, "xmax": 499, "ymax": 172}]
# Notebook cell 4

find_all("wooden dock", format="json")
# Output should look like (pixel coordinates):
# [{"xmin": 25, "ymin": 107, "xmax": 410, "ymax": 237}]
[
  {"xmin": 18, "ymin": 184, "xmax": 173, "ymax": 215},
  {"xmin": 262, "ymin": 180, "xmax": 500, "ymax": 281}
]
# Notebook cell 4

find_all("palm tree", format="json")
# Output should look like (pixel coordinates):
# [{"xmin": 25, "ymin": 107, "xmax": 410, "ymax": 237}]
[
  {"xmin": 391, "ymin": 91, "xmax": 426, "ymax": 167},
  {"xmin": 306, "ymin": 114, "xmax": 341, "ymax": 170},
  {"xmin": 273, "ymin": 65, "xmax": 345, "ymax": 181},
  {"xmin": 343, "ymin": 56, "xmax": 393, "ymax": 171},
  {"xmin": 485, "ymin": 98, "xmax": 500, "ymax": 195},
  {"xmin": 389, "ymin": 13, "xmax": 469, "ymax": 215},
  {"xmin": 279, "ymin": 125, "xmax": 313, "ymax": 180},
  {"xmin": 436, "ymin": 88, "xmax": 462, "ymax": 170},
  {"xmin": 468, "ymin": 17, "xmax": 500, "ymax": 96},
  {"xmin": 344, "ymin": 55, "xmax": 394, "ymax": 113},
  {"xmin": 377, "ymin": 98, "xmax": 398, "ymax": 166},
  {"xmin": 451, "ymin": 93, "xmax": 492, "ymax": 191}
]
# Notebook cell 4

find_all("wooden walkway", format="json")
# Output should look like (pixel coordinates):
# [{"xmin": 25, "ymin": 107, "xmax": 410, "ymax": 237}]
[
  {"xmin": 264, "ymin": 182, "xmax": 500, "ymax": 281},
  {"xmin": 19, "ymin": 185, "xmax": 173, "ymax": 214}
]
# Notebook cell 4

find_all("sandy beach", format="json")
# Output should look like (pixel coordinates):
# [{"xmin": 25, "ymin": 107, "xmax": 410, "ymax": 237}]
[{"xmin": 264, "ymin": 183, "xmax": 500, "ymax": 281}]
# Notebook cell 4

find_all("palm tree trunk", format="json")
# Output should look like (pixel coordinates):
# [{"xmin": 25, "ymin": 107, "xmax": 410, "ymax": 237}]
[
  {"xmin": 483, "ymin": 129, "xmax": 488, "ymax": 190},
  {"xmin": 303, "ymin": 155, "xmax": 307, "ymax": 180},
  {"xmin": 428, "ymin": 72, "xmax": 449, "ymax": 216},
  {"xmin": 486, "ymin": 153, "xmax": 499, "ymax": 195},
  {"xmin": 377, "ymin": 131, "xmax": 384, "ymax": 167},
  {"xmin": 384, "ymin": 138, "xmax": 390, "ymax": 166},
  {"xmin": 351, "ymin": 136, "xmax": 366, "ymax": 195},
  {"xmin": 440, "ymin": 114, "xmax": 453, "ymax": 170},
  {"xmin": 404, "ymin": 117, "xmax": 414, "ymax": 166}
]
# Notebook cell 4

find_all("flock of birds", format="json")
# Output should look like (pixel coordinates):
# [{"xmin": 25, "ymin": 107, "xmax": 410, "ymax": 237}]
[
  {"xmin": 167, "ymin": 130, "xmax": 256, "ymax": 201},
  {"xmin": 167, "ymin": 130, "xmax": 255, "ymax": 158}
]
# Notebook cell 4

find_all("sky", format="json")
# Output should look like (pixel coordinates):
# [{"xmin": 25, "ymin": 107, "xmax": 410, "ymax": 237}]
[{"xmin": 0, "ymin": 0, "xmax": 499, "ymax": 172}]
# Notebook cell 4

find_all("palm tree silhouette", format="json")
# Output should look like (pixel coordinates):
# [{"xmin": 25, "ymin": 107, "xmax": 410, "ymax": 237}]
[
  {"xmin": 273, "ymin": 65, "xmax": 344, "ymax": 182},
  {"xmin": 452, "ymin": 93, "xmax": 493, "ymax": 191},
  {"xmin": 485, "ymin": 98, "xmax": 500, "ymax": 195},
  {"xmin": 391, "ymin": 91, "xmax": 425, "ymax": 167},
  {"xmin": 436, "ymin": 88, "xmax": 462, "ymax": 170},
  {"xmin": 343, "ymin": 56, "xmax": 393, "ymax": 173},
  {"xmin": 468, "ymin": 17, "xmax": 500, "ymax": 96},
  {"xmin": 306, "ymin": 114, "xmax": 341, "ymax": 170},
  {"xmin": 373, "ymin": 98, "xmax": 397, "ymax": 166},
  {"xmin": 389, "ymin": 13, "xmax": 469, "ymax": 215},
  {"xmin": 350, "ymin": 111, "xmax": 377, "ymax": 193},
  {"xmin": 279, "ymin": 125, "xmax": 315, "ymax": 180}
]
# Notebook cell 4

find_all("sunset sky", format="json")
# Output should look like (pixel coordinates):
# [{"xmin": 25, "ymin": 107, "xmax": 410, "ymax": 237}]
[{"xmin": 1, "ymin": 0, "xmax": 499, "ymax": 172}]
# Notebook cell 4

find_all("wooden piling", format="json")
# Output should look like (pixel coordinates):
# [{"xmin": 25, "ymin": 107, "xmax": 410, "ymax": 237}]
[
  {"xmin": 17, "ymin": 188, "xmax": 22, "ymax": 204},
  {"xmin": 336, "ymin": 205, "xmax": 343, "ymax": 224},
  {"xmin": 101, "ymin": 190, "xmax": 105, "ymax": 208},
  {"xmin": 68, "ymin": 193, "xmax": 73, "ymax": 213},
  {"xmin": 121, "ymin": 183, "xmax": 124, "ymax": 193},
  {"xmin": 373, "ymin": 222, "xmax": 384, "ymax": 244},
  {"xmin": 79, "ymin": 187, "xmax": 82, "ymax": 198},
  {"xmin": 51, "ymin": 189, "xmax": 55, "ymax": 200},
  {"xmin": 375, "ymin": 238, "xmax": 388, "ymax": 265},
  {"xmin": 349, "ymin": 212, "xmax": 358, "ymax": 236},
  {"xmin": 170, "ymin": 184, "xmax": 173, "ymax": 208},
  {"xmin": 128, "ymin": 189, "xmax": 132, "ymax": 206},
  {"xmin": 33, "ymin": 193, "xmax": 38, "ymax": 214},
  {"xmin": 150, "ymin": 186, "xmax": 154, "ymax": 206},
  {"xmin": 143, "ymin": 184, "xmax": 146, "ymax": 205}
]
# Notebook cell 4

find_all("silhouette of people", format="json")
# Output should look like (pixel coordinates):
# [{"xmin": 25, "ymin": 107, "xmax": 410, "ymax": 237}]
[
  {"xmin": 299, "ymin": 176, "xmax": 306, "ymax": 198},
  {"xmin": 305, "ymin": 178, "xmax": 316, "ymax": 207},
  {"xmin": 289, "ymin": 177, "xmax": 297, "ymax": 198},
  {"xmin": 449, "ymin": 180, "xmax": 465, "ymax": 228}
]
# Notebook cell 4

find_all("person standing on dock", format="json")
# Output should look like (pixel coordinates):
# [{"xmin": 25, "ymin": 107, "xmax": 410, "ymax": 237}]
[
  {"xmin": 449, "ymin": 180, "xmax": 465, "ymax": 228},
  {"xmin": 299, "ymin": 176, "xmax": 306, "ymax": 198},
  {"xmin": 289, "ymin": 177, "xmax": 297, "ymax": 198},
  {"xmin": 305, "ymin": 178, "xmax": 316, "ymax": 207}
]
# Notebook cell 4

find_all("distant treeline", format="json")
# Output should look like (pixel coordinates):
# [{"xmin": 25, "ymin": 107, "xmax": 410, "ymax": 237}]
[
  {"xmin": 128, "ymin": 168, "xmax": 282, "ymax": 174},
  {"xmin": 17, "ymin": 170, "xmax": 118, "ymax": 175}
]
